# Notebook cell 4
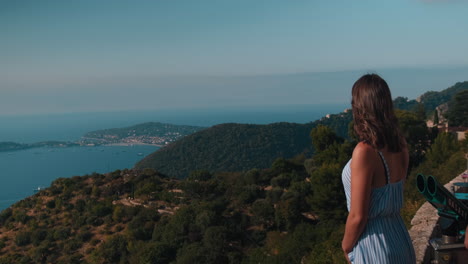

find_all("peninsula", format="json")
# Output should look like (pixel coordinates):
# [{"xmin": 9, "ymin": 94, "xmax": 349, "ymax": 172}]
[
  {"xmin": 0, "ymin": 141, "xmax": 79, "ymax": 153},
  {"xmin": 0, "ymin": 122, "xmax": 206, "ymax": 152}
]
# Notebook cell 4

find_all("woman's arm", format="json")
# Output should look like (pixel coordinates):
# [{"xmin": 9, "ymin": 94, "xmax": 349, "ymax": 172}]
[
  {"xmin": 465, "ymin": 226, "xmax": 468, "ymax": 249},
  {"xmin": 342, "ymin": 143, "xmax": 376, "ymax": 254}
]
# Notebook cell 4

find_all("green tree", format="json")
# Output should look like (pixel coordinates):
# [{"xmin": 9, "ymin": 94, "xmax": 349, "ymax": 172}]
[
  {"xmin": 135, "ymin": 242, "xmax": 175, "ymax": 264},
  {"xmin": 188, "ymin": 170, "xmax": 212, "ymax": 181},
  {"xmin": 310, "ymin": 125, "xmax": 342, "ymax": 152},
  {"xmin": 195, "ymin": 210, "xmax": 217, "ymax": 232},
  {"xmin": 270, "ymin": 174, "xmax": 291, "ymax": 188},
  {"xmin": 396, "ymin": 109, "xmax": 435, "ymax": 168},
  {"xmin": 175, "ymin": 243, "xmax": 207, "ymax": 264},
  {"xmin": 203, "ymin": 226, "xmax": 229, "ymax": 263},
  {"xmin": 425, "ymin": 132, "xmax": 459, "ymax": 167},
  {"xmin": 94, "ymin": 234, "xmax": 128, "ymax": 264},
  {"xmin": 446, "ymin": 90, "xmax": 468, "ymax": 126},
  {"xmin": 15, "ymin": 231, "xmax": 32, "ymax": 246},
  {"xmin": 308, "ymin": 163, "xmax": 347, "ymax": 222},
  {"xmin": 251, "ymin": 199, "xmax": 275, "ymax": 226},
  {"xmin": 159, "ymin": 207, "xmax": 196, "ymax": 248},
  {"xmin": 31, "ymin": 229, "xmax": 47, "ymax": 246},
  {"xmin": 415, "ymin": 103, "xmax": 426, "ymax": 121},
  {"xmin": 393, "ymin": 96, "xmax": 418, "ymax": 111},
  {"xmin": 243, "ymin": 169, "xmax": 261, "ymax": 185},
  {"xmin": 0, "ymin": 208, "xmax": 12, "ymax": 225},
  {"xmin": 275, "ymin": 197, "xmax": 302, "ymax": 231},
  {"xmin": 91, "ymin": 185, "xmax": 100, "ymax": 198},
  {"xmin": 272, "ymin": 223, "xmax": 317, "ymax": 263},
  {"xmin": 266, "ymin": 187, "xmax": 283, "ymax": 204},
  {"xmin": 127, "ymin": 208, "xmax": 159, "ymax": 241},
  {"xmin": 112, "ymin": 205, "xmax": 125, "ymax": 222},
  {"xmin": 92, "ymin": 202, "xmax": 113, "ymax": 217}
]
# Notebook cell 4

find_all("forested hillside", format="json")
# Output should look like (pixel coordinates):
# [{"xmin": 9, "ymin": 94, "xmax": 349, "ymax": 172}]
[
  {"xmin": 135, "ymin": 122, "xmax": 316, "ymax": 178},
  {"xmin": 135, "ymin": 114, "xmax": 354, "ymax": 179},
  {"xmin": 393, "ymin": 81, "xmax": 468, "ymax": 113},
  {"xmin": 418, "ymin": 81, "xmax": 468, "ymax": 112}
]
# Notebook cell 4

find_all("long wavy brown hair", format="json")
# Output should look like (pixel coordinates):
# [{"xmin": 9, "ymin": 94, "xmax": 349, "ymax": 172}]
[{"xmin": 351, "ymin": 74, "xmax": 405, "ymax": 152}]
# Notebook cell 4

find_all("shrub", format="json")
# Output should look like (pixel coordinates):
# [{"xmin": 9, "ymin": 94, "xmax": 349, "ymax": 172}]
[
  {"xmin": 46, "ymin": 200, "xmax": 56, "ymax": 209},
  {"xmin": 15, "ymin": 231, "xmax": 32, "ymax": 246},
  {"xmin": 92, "ymin": 203, "xmax": 113, "ymax": 217},
  {"xmin": 13, "ymin": 210, "xmax": 30, "ymax": 224},
  {"xmin": 78, "ymin": 231, "xmax": 93, "ymax": 242},
  {"xmin": 53, "ymin": 227, "xmax": 71, "ymax": 241},
  {"xmin": 270, "ymin": 174, "xmax": 291, "ymax": 188},
  {"xmin": 31, "ymin": 229, "xmax": 48, "ymax": 246},
  {"xmin": 0, "ymin": 208, "xmax": 12, "ymax": 225},
  {"xmin": 95, "ymin": 234, "xmax": 128, "ymax": 263}
]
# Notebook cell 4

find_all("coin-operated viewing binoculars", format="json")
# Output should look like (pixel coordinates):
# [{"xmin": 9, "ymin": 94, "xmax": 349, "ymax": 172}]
[{"xmin": 416, "ymin": 173, "xmax": 468, "ymax": 264}]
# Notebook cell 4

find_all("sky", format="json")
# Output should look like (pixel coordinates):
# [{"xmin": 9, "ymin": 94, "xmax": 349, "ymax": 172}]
[{"xmin": 2, "ymin": 0, "xmax": 468, "ymax": 115}]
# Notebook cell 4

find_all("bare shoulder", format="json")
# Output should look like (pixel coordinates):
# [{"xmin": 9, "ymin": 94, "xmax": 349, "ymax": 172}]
[
  {"xmin": 350, "ymin": 142, "xmax": 377, "ymax": 183},
  {"xmin": 351, "ymin": 142, "xmax": 378, "ymax": 170},
  {"xmin": 352, "ymin": 142, "xmax": 377, "ymax": 161}
]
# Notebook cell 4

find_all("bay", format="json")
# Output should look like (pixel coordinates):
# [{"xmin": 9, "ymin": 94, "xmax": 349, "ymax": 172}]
[{"xmin": 0, "ymin": 145, "xmax": 158, "ymax": 211}]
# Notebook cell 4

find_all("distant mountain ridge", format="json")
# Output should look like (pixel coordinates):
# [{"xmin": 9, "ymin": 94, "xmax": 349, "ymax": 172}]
[
  {"xmin": 418, "ymin": 81, "xmax": 468, "ymax": 109},
  {"xmin": 394, "ymin": 81, "xmax": 468, "ymax": 113}
]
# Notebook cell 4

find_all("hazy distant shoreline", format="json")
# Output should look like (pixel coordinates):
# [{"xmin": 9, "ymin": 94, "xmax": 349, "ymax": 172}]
[
  {"xmin": 0, "ymin": 140, "xmax": 164, "ymax": 153},
  {"xmin": 103, "ymin": 142, "xmax": 164, "ymax": 147}
]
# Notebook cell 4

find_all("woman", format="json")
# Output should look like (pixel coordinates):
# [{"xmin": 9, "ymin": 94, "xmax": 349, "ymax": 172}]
[
  {"xmin": 341, "ymin": 74, "xmax": 416, "ymax": 263},
  {"xmin": 465, "ymin": 226, "xmax": 468, "ymax": 249}
]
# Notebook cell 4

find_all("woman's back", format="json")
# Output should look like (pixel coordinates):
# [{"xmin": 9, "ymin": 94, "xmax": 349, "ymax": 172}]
[
  {"xmin": 342, "ymin": 150, "xmax": 416, "ymax": 263},
  {"xmin": 342, "ymin": 73, "xmax": 416, "ymax": 263},
  {"xmin": 370, "ymin": 148, "xmax": 408, "ymax": 189}
]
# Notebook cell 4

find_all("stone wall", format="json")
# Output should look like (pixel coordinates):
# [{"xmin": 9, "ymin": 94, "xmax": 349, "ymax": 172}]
[{"xmin": 409, "ymin": 170, "xmax": 467, "ymax": 264}]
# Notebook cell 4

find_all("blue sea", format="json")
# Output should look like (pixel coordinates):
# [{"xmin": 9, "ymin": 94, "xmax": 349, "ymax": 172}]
[
  {"xmin": 0, "ymin": 104, "xmax": 346, "ymax": 211},
  {"xmin": 0, "ymin": 145, "xmax": 158, "ymax": 210}
]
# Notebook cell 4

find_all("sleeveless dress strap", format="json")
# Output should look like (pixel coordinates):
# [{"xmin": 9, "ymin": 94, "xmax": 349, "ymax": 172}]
[{"xmin": 377, "ymin": 151, "xmax": 390, "ymax": 184}]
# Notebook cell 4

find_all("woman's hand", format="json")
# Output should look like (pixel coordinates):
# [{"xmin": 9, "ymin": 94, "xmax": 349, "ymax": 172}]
[
  {"xmin": 342, "ymin": 244, "xmax": 352, "ymax": 263},
  {"xmin": 344, "ymin": 251, "xmax": 351, "ymax": 263},
  {"xmin": 465, "ymin": 226, "xmax": 468, "ymax": 249}
]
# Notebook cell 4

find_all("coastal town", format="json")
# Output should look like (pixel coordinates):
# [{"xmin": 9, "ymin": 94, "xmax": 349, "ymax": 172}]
[
  {"xmin": 0, "ymin": 122, "xmax": 206, "ymax": 152},
  {"xmin": 77, "ymin": 122, "xmax": 206, "ymax": 147},
  {"xmin": 78, "ymin": 133, "xmax": 183, "ymax": 147}
]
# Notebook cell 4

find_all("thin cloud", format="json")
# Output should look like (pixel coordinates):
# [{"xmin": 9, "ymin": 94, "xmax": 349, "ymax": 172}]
[{"xmin": 420, "ymin": 0, "xmax": 467, "ymax": 3}]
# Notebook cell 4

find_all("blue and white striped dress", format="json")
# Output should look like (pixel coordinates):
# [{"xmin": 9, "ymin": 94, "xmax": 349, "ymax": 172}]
[{"xmin": 342, "ymin": 152, "xmax": 416, "ymax": 264}]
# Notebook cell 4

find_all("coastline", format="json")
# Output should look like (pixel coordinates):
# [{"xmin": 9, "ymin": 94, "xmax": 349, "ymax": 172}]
[
  {"xmin": 0, "ymin": 141, "xmax": 163, "ymax": 154},
  {"xmin": 103, "ymin": 142, "xmax": 164, "ymax": 147},
  {"xmin": 0, "ymin": 144, "xmax": 160, "ymax": 211}
]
